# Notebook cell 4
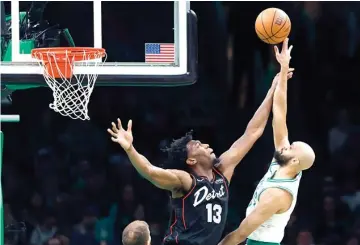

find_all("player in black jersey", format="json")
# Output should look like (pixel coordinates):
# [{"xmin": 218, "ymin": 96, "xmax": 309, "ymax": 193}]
[{"xmin": 107, "ymin": 77, "xmax": 280, "ymax": 245}]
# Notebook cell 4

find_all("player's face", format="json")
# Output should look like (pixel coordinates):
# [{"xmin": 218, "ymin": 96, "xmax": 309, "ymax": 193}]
[
  {"xmin": 274, "ymin": 143, "xmax": 297, "ymax": 166},
  {"xmin": 275, "ymin": 141, "xmax": 314, "ymax": 168},
  {"xmin": 187, "ymin": 140, "xmax": 217, "ymax": 168}
]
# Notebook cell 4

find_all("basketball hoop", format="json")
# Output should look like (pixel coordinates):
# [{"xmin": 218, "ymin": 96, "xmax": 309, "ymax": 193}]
[{"xmin": 31, "ymin": 47, "xmax": 107, "ymax": 120}]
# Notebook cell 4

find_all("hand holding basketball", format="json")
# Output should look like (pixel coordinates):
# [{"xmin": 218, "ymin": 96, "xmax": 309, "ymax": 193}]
[
  {"xmin": 107, "ymin": 119, "xmax": 133, "ymax": 151},
  {"xmin": 274, "ymin": 38, "xmax": 293, "ymax": 68}
]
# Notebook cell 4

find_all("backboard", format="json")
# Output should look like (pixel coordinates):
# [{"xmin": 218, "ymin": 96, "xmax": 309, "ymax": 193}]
[{"xmin": 0, "ymin": 1, "xmax": 197, "ymax": 87}]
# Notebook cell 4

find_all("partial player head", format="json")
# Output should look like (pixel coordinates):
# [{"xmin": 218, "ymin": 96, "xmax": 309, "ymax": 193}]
[
  {"xmin": 162, "ymin": 131, "xmax": 219, "ymax": 171},
  {"xmin": 122, "ymin": 220, "xmax": 151, "ymax": 245},
  {"xmin": 273, "ymin": 141, "xmax": 315, "ymax": 171}
]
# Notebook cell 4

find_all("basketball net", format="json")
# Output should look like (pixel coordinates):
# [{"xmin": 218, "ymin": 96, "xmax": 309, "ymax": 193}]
[{"xmin": 32, "ymin": 48, "xmax": 106, "ymax": 120}]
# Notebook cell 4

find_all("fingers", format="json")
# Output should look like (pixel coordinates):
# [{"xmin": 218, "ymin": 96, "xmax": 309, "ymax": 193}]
[
  {"xmin": 111, "ymin": 122, "xmax": 118, "ymax": 133},
  {"xmin": 107, "ymin": 128, "xmax": 117, "ymax": 137},
  {"xmin": 282, "ymin": 38, "xmax": 289, "ymax": 53},
  {"xmin": 111, "ymin": 137, "xmax": 118, "ymax": 142},
  {"xmin": 287, "ymin": 72, "xmax": 293, "ymax": 79},
  {"xmin": 274, "ymin": 45, "xmax": 279, "ymax": 55},
  {"xmin": 288, "ymin": 45, "xmax": 293, "ymax": 54},
  {"xmin": 288, "ymin": 45, "xmax": 293, "ymax": 60},
  {"xmin": 109, "ymin": 119, "xmax": 131, "ymax": 134},
  {"xmin": 289, "ymin": 68, "xmax": 295, "ymax": 72},
  {"xmin": 127, "ymin": 120, "xmax": 132, "ymax": 132},
  {"xmin": 117, "ymin": 118, "xmax": 122, "ymax": 130}
]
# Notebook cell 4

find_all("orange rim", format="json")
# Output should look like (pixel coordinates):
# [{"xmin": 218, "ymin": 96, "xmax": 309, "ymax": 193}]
[
  {"xmin": 31, "ymin": 47, "xmax": 106, "ymax": 78},
  {"xmin": 31, "ymin": 47, "xmax": 106, "ymax": 61}
]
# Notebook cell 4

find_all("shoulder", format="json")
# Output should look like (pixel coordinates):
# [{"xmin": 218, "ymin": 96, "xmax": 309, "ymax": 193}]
[
  {"xmin": 260, "ymin": 188, "xmax": 293, "ymax": 212},
  {"xmin": 168, "ymin": 169, "xmax": 192, "ymax": 179},
  {"xmin": 168, "ymin": 169, "xmax": 194, "ymax": 192}
]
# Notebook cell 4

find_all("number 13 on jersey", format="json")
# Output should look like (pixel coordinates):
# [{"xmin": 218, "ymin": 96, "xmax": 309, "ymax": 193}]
[{"xmin": 206, "ymin": 204, "xmax": 222, "ymax": 224}]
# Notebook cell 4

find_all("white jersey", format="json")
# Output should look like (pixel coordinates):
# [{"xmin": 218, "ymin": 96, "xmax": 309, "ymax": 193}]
[{"xmin": 246, "ymin": 162, "xmax": 302, "ymax": 243}]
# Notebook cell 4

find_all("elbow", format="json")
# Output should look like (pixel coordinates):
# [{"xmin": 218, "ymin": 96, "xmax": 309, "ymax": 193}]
[
  {"xmin": 233, "ymin": 229, "xmax": 248, "ymax": 244},
  {"xmin": 146, "ymin": 166, "xmax": 157, "ymax": 179},
  {"xmin": 239, "ymin": 230, "xmax": 249, "ymax": 239}
]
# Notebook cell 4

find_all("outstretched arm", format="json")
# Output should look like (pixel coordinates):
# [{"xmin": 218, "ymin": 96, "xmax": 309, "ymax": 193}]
[
  {"xmin": 125, "ymin": 146, "xmax": 191, "ymax": 191},
  {"xmin": 218, "ymin": 70, "xmax": 293, "ymax": 182},
  {"xmin": 108, "ymin": 119, "xmax": 192, "ymax": 192},
  {"xmin": 218, "ymin": 188, "xmax": 292, "ymax": 245},
  {"xmin": 273, "ymin": 38, "xmax": 293, "ymax": 149}
]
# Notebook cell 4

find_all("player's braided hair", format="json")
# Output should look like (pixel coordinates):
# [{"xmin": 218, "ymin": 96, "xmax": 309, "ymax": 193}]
[{"xmin": 161, "ymin": 130, "xmax": 193, "ymax": 170}]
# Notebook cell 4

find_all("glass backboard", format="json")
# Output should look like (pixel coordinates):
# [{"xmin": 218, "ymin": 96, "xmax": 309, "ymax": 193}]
[{"xmin": 0, "ymin": 1, "xmax": 197, "ymax": 87}]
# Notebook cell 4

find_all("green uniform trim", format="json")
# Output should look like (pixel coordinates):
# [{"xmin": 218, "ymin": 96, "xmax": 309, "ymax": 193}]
[{"xmin": 247, "ymin": 238, "xmax": 280, "ymax": 245}]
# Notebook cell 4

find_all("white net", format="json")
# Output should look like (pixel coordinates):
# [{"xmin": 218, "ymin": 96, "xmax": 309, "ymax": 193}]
[{"xmin": 33, "ymin": 49, "xmax": 106, "ymax": 120}]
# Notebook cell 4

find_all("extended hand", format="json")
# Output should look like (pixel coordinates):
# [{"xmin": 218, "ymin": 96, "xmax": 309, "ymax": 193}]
[
  {"xmin": 107, "ymin": 119, "xmax": 133, "ymax": 151},
  {"xmin": 274, "ymin": 38, "xmax": 293, "ymax": 68}
]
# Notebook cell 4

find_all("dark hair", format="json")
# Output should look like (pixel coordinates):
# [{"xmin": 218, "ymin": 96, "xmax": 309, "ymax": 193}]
[
  {"xmin": 122, "ymin": 221, "xmax": 150, "ymax": 245},
  {"xmin": 161, "ymin": 131, "xmax": 193, "ymax": 170}
]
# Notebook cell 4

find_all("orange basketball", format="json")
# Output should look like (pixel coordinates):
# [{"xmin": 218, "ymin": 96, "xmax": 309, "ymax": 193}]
[{"xmin": 255, "ymin": 8, "xmax": 291, "ymax": 44}]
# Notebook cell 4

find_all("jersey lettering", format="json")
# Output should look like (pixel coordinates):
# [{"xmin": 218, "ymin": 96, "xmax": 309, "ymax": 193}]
[
  {"xmin": 164, "ymin": 170, "xmax": 228, "ymax": 245},
  {"xmin": 193, "ymin": 185, "xmax": 226, "ymax": 207},
  {"xmin": 206, "ymin": 203, "xmax": 222, "ymax": 224},
  {"xmin": 248, "ymin": 178, "xmax": 265, "ymax": 207}
]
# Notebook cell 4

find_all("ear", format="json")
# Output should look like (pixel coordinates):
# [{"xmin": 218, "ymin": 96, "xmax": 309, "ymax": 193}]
[
  {"xmin": 291, "ymin": 158, "xmax": 300, "ymax": 165},
  {"xmin": 186, "ymin": 158, "xmax": 197, "ymax": 165}
]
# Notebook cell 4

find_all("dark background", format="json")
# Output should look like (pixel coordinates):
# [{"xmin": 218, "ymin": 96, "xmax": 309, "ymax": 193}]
[{"xmin": 2, "ymin": 1, "xmax": 360, "ymax": 245}]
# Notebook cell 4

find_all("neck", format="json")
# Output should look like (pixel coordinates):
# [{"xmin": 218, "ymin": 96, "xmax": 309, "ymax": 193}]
[
  {"xmin": 192, "ymin": 167, "xmax": 214, "ymax": 181},
  {"xmin": 275, "ymin": 166, "xmax": 299, "ymax": 179}
]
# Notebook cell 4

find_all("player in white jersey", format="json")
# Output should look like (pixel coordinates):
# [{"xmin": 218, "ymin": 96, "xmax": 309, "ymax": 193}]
[{"xmin": 218, "ymin": 38, "xmax": 316, "ymax": 245}]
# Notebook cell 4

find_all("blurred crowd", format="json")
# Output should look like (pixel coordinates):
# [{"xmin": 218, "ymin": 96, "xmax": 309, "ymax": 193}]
[{"xmin": 2, "ymin": 2, "xmax": 360, "ymax": 245}]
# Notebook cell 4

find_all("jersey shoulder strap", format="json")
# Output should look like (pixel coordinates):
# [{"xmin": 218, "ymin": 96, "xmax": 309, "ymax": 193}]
[
  {"xmin": 213, "ymin": 167, "xmax": 230, "ymax": 186},
  {"xmin": 262, "ymin": 165, "xmax": 302, "ymax": 198}
]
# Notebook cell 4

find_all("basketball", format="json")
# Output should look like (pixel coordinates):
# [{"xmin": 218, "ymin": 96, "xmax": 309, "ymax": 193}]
[{"xmin": 255, "ymin": 8, "xmax": 291, "ymax": 44}]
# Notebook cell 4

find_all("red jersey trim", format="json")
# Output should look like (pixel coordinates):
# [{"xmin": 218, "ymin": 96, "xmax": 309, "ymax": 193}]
[{"xmin": 181, "ymin": 174, "xmax": 197, "ymax": 229}]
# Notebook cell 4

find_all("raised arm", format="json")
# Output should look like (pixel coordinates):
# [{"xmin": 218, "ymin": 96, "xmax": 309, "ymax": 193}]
[
  {"xmin": 218, "ymin": 70, "xmax": 293, "ymax": 182},
  {"xmin": 272, "ymin": 38, "xmax": 293, "ymax": 149},
  {"xmin": 218, "ymin": 188, "xmax": 292, "ymax": 245},
  {"xmin": 107, "ymin": 119, "xmax": 192, "ymax": 192}
]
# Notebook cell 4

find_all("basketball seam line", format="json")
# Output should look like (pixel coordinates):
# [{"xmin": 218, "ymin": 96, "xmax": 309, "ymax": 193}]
[
  {"xmin": 267, "ymin": 15, "xmax": 289, "ymax": 40},
  {"xmin": 272, "ymin": 32, "xmax": 290, "ymax": 39},
  {"xmin": 255, "ymin": 27, "xmax": 268, "ymax": 40},
  {"xmin": 270, "ymin": 9, "xmax": 277, "ymax": 36},
  {"xmin": 259, "ymin": 16, "xmax": 289, "ymax": 41},
  {"xmin": 260, "ymin": 11, "xmax": 277, "ymax": 43},
  {"xmin": 272, "ymin": 16, "xmax": 289, "ymax": 37}
]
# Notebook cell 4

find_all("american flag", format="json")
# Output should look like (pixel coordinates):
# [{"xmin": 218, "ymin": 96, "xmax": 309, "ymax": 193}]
[{"xmin": 145, "ymin": 43, "xmax": 175, "ymax": 63}]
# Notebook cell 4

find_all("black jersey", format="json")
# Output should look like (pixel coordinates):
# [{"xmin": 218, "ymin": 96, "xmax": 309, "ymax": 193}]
[{"xmin": 163, "ymin": 168, "xmax": 229, "ymax": 245}]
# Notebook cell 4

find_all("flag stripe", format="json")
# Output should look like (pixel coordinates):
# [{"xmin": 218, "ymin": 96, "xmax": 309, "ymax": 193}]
[{"xmin": 145, "ymin": 43, "xmax": 175, "ymax": 64}]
